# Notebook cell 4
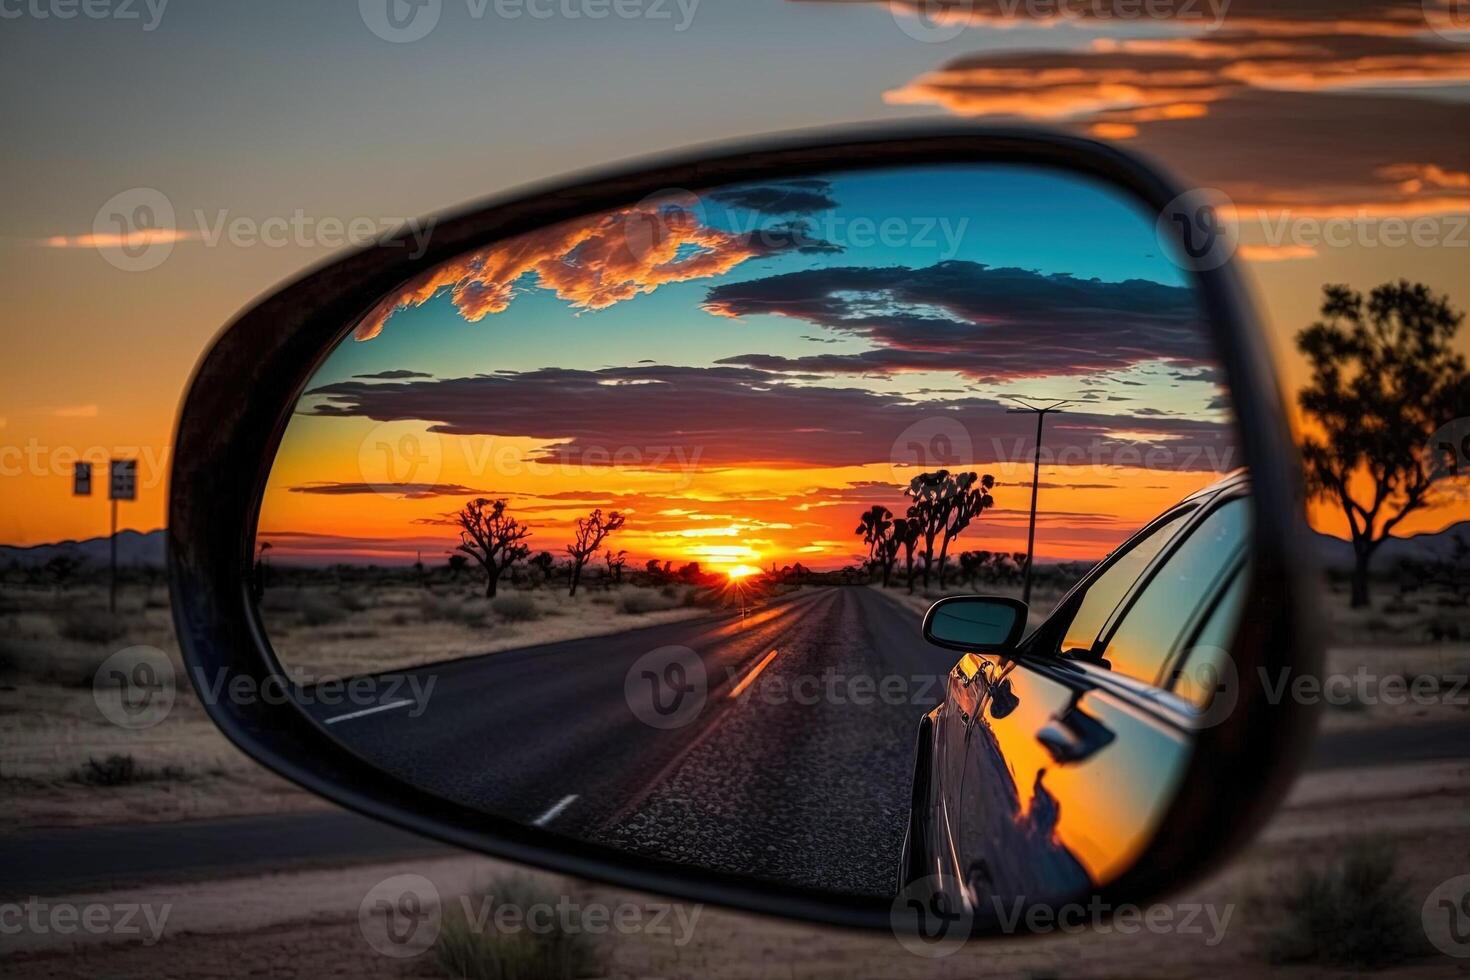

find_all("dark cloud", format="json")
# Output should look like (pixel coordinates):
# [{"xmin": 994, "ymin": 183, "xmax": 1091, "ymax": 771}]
[
  {"xmin": 711, "ymin": 179, "xmax": 839, "ymax": 216},
  {"xmin": 352, "ymin": 369, "xmax": 433, "ymax": 380},
  {"xmin": 302, "ymin": 363, "xmax": 1235, "ymax": 472},
  {"xmin": 866, "ymin": 12, "xmax": 1470, "ymax": 220},
  {"xmin": 289, "ymin": 481, "xmax": 489, "ymax": 499},
  {"xmin": 706, "ymin": 260, "xmax": 1211, "ymax": 380}
]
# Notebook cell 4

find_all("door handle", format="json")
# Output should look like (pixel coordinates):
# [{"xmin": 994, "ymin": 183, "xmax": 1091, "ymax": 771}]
[{"xmin": 1035, "ymin": 701, "xmax": 1115, "ymax": 764}]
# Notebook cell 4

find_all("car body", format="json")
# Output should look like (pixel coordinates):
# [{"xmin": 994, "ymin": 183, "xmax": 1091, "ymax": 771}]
[{"xmin": 903, "ymin": 471, "xmax": 1251, "ymax": 911}]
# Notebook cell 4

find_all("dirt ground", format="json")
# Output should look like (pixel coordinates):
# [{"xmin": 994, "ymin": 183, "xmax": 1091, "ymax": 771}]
[
  {"xmin": 4, "ymin": 758, "xmax": 1469, "ymax": 977},
  {"xmin": 2, "ymin": 578, "xmax": 1468, "ymax": 976}
]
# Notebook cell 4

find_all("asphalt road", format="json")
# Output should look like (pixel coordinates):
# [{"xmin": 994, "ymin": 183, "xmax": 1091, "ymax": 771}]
[
  {"xmin": 3, "ymin": 587, "xmax": 1466, "ymax": 898},
  {"xmin": 297, "ymin": 586, "xmax": 957, "ymax": 898}
]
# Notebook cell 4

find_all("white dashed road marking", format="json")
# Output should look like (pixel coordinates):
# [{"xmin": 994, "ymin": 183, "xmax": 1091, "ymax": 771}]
[
  {"xmin": 533, "ymin": 794, "xmax": 579, "ymax": 827},
  {"xmin": 324, "ymin": 699, "xmax": 416, "ymax": 725}
]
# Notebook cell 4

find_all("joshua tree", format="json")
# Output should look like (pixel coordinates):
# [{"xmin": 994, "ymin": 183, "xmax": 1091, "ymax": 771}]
[
  {"xmin": 567, "ymin": 509, "xmax": 625, "ymax": 596},
  {"xmin": 875, "ymin": 520, "xmax": 904, "ymax": 587},
  {"xmin": 446, "ymin": 553, "xmax": 469, "ymax": 583},
  {"xmin": 905, "ymin": 470, "xmax": 991, "ymax": 589},
  {"xmin": 854, "ymin": 505, "xmax": 893, "ymax": 576},
  {"xmin": 454, "ymin": 498, "xmax": 532, "ymax": 598},
  {"xmin": 892, "ymin": 513, "xmax": 922, "ymax": 593},
  {"xmin": 936, "ymin": 473, "xmax": 995, "ymax": 588},
  {"xmin": 604, "ymin": 548, "xmax": 628, "ymax": 586},
  {"xmin": 1296, "ymin": 281, "xmax": 1469, "ymax": 607}
]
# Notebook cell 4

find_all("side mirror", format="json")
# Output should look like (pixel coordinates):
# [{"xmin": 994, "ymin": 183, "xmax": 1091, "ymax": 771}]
[
  {"xmin": 168, "ymin": 122, "xmax": 1320, "ymax": 940},
  {"xmin": 922, "ymin": 595, "xmax": 1027, "ymax": 654}
]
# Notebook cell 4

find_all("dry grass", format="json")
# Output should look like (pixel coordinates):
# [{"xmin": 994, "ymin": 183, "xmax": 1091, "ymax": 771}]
[{"xmin": 259, "ymin": 581, "xmax": 713, "ymax": 679}]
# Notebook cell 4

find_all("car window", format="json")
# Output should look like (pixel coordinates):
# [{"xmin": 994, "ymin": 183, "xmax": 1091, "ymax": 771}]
[
  {"xmin": 1169, "ymin": 565, "xmax": 1248, "ymax": 710},
  {"xmin": 1059, "ymin": 507, "xmax": 1194, "ymax": 657},
  {"xmin": 1098, "ymin": 498, "xmax": 1250, "ymax": 686}
]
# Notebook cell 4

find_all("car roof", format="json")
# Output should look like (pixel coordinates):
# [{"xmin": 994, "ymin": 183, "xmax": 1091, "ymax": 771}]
[{"xmin": 1180, "ymin": 468, "xmax": 1249, "ymax": 504}]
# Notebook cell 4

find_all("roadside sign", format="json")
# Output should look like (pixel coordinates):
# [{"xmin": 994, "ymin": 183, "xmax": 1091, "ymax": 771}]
[
  {"xmin": 110, "ymin": 460, "xmax": 137, "ymax": 501},
  {"xmin": 74, "ymin": 462, "xmax": 93, "ymax": 496}
]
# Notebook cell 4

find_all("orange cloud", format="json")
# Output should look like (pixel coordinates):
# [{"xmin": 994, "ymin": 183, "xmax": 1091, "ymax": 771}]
[
  {"xmin": 354, "ymin": 201, "xmax": 819, "ymax": 341},
  {"xmin": 1239, "ymin": 243, "xmax": 1318, "ymax": 262},
  {"xmin": 43, "ymin": 229, "xmax": 196, "ymax": 248}
]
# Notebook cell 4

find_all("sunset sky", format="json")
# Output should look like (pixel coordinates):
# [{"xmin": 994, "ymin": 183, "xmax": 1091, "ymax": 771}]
[
  {"xmin": 3, "ymin": 0, "xmax": 1466, "ymax": 553},
  {"xmin": 259, "ymin": 165, "xmax": 1236, "ymax": 569}
]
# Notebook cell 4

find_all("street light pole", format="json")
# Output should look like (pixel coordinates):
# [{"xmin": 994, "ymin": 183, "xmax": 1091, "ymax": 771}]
[{"xmin": 1005, "ymin": 399, "xmax": 1070, "ymax": 605}]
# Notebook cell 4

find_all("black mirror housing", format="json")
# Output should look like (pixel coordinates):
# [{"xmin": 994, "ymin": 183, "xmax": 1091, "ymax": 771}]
[{"xmin": 922, "ymin": 595, "xmax": 1028, "ymax": 653}]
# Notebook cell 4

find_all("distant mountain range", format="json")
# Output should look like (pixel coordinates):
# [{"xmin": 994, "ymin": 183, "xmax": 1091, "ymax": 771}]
[
  {"xmin": 0, "ymin": 522, "xmax": 1465, "ymax": 572},
  {"xmin": 1311, "ymin": 521, "xmax": 1467, "ymax": 571},
  {"xmin": 0, "ymin": 528, "xmax": 166, "ymax": 568}
]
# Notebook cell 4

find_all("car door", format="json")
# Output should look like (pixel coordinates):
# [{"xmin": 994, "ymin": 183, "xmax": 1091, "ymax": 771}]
[{"xmin": 944, "ymin": 491, "xmax": 1250, "ymax": 911}]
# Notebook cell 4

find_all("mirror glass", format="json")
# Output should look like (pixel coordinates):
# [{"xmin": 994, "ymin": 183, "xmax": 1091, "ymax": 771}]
[
  {"xmin": 252, "ymin": 162, "xmax": 1247, "ymax": 914},
  {"xmin": 926, "ymin": 597, "xmax": 1022, "ymax": 650}
]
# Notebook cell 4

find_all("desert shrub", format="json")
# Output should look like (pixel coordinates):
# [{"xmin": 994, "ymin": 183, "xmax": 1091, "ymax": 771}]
[
  {"xmin": 421, "ymin": 593, "xmax": 487, "ymax": 628},
  {"xmin": 492, "ymin": 595, "xmax": 540, "ymax": 622},
  {"xmin": 257, "ymin": 586, "xmax": 305, "ymax": 613},
  {"xmin": 1260, "ymin": 838, "xmax": 1420, "ymax": 968},
  {"xmin": 296, "ymin": 592, "xmax": 348, "ymax": 627},
  {"xmin": 72, "ymin": 754, "xmax": 188, "ymax": 787},
  {"xmin": 659, "ymin": 585, "xmax": 679, "ymax": 599},
  {"xmin": 616, "ymin": 590, "xmax": 681, "ymax": 615},
  {"xmin": 433, "ymin": 875, "xmax": 601, "ymax": 980},
  {"xmin": 335, "ymin": 590, "xmax": 369, "ymax": 613},
  {"xmin": 58, "ymin": 609, "xmax": 127, "ymax": 644}
]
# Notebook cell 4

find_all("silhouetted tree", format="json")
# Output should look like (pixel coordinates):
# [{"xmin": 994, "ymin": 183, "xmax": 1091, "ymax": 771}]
[
  {"xmin": 454, "ymin": 498, "xmax": 532, "ymax": 598},
  {"xmin": 446, "ymin": 553, "xmax": 469, "ymax": 582},
  {"xmin": 936, "ymin": 473, "xmax": 995, "ymax": 588},
  {"xmin": 894, "ymin": 512, "xmax": 922, "ymax": 593},
  {"xmin": 854, "ymin": 505, "xmax": 893, "ymax": 576},
  {"xmin": 1296, "ymin": 282, "xmax": 1469, "ymax": 607},
  {"xmin": 604, "ymin": 548, "xmax": 628, "ymax": 586},
  {"xmin": 567, "ymin": 509, "xmax": 625, "ymax": 596},
  {"xmin": 249, "ymin": 542, "xmax": 272, "ymax": 603},
  {"xmin": 905, "ymin": 470, "xmax": 991, "ymax": 588}
]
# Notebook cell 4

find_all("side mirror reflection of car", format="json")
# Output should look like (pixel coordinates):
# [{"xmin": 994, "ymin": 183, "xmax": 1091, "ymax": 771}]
[{"xmin": 922, "ymin": 595, "xmax": 1029, "ymax": 654}]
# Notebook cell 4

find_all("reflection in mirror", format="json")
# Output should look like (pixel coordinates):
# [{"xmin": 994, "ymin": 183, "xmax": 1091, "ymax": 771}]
[
  {"xmin": 925, "ymin": 596, "xmax": 1023, "ymax": 651},
  {"xmin": 253, "ymin": 163, "xmax": 1245, "ymax": 913}
]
